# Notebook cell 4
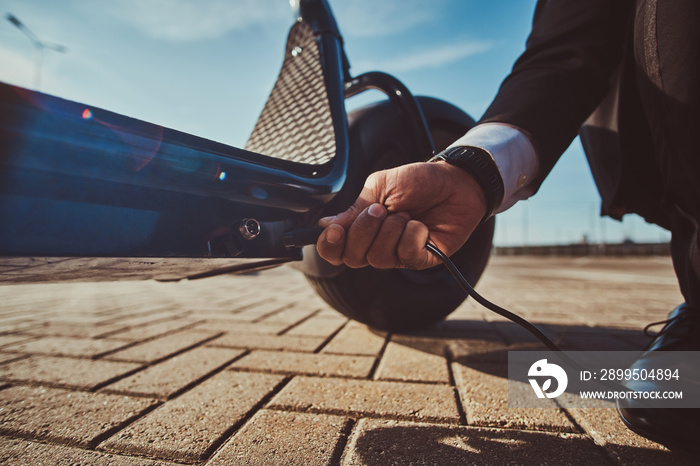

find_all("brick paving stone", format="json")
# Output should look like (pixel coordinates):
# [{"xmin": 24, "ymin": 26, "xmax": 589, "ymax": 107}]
[
  {"xmin": 405, "ymin": 318, "xmax": 501, "ymax": 341},
  {"xmin": 0, "ymin": 311, "xmax": 32, "ymax": 321},
  {"xmin": 452, "ymin": 360, "xmax": 576, "ymax": 432},
  {"xmin": 341, "ymin": 419, "xmax": 608, "ymax": 466},
  {"xmin": 284, "ymin": 314, "xmax": 347, "ymax": 338},
  {"xmin": 374, "ymin": 341, "xmax": 450, "ymax": 384},
  {"xmin": 209, "ymin": 409, "xmax": 349, "ymax": 465},
  {"xmin": 0, "ymin": 353, "xmax": 27, "ymax": 365},
  {"xmin": 104, "ymin": 329, "xmax": 220, "ymax": 363},
  {"xmin": 567, "ymin": 405, "xmax": 697, "ymax": 465},
  {"xmin": 102, "ymin": 346, "xmax": 243, "ymax": 399},
  {"xmin": 315, "ymin": 308, "xmax": 345, "ymax": 318},
  {"xmin": 0, "ymin": 385, "xmax": 157, "ymax": 447},
  {"xmin": 490, "ymin": 321, "xmax": 543, "ymax": 345},
  {"xmin": 537, "ymin": 323, "xmax": 650, "ymax": 352},
  {"xmin": 558, "ymin": 332, "xmax": 640, "ymax": 351},
  {"xmin": 1, "ymin": 336, "xmax": 133, "ymax": 359},
  {"xmin": 0, "ymin": 320, "xmax": 39, "ymax": 334},
  {"xmin": 257, "ymin": 305, "xmax": 319, "ymax": 325},
  {"xmin": 0, "ymin": 334, "xmax": 35, "ymax": 348},
  {"xmin": 229, "ymin": 302, "xmax": 290, "ymax": 322},
  {"xmin": 0, "ymin": 307, "xmax": 31, "ymax": 317},
  {"xmin": 0, "ymin": 256, "xmax": 689, "ymax": 463},
  {"xmin": 216, "ymin": 294, "xmax": 270, "ymax": 312},
  {"xmin": 539, "ymin": 323, "xmax": 600, "ymax": 338},
  {"xmin": 321, "ymin": 321, "xmax": 387, "ymax": 356},
  {"xmin": 584, "ymin": 316, "xmax": 656, "ymax": 330},
  {"xmin": 208, "ymin": 333, "xmax": 326, "ymax": 352},
  {"xmin": 230, "ymin": 350, "xmax": 375, "ymax": 378},
  {"xmin": 39, "ymin": 313, "xmax": 109, "ymax": 325},
  {"xmin": 185, "ymin": 311, "xmax": 251, "ymax": 321},
  {"xmin": 101, "ymin": 371, "xmax": 285, "ymax": 462},
  {"xmin": 100, "ymin": 318, "xmax": 201, "ymax": 341},
  {"xmin": 0, "ymin": 437, "xmax": 177, "ymax": 465},
  {"xmin": 20, "ymin": 321, "xmax": 128, "ymax": 338},
  {"xmin": 92, "ymin": 306, "xmax": 155, "ymax": 318},
  {"xmin": 393, "ymin": 334, "xmax": 479, "ymax": 356},
  {"xmin": 0, "ymin": 320, "xmax": 42, "ymax": 333},
  {"xmin": 269, "ymin": 376, "xmax": 461, "ymax": 424},
  {"xmin": 449, "ymin": 300, "xmax": 490, "ymax": 318},
  {"xmin": 103, "ymin": 310, "xmax": 188, "ymax": 328},
  {"xmin": 194, "ymin": 320, "xmax": 291, "ymax": 335},
  {"xmin": 447, "ymin": 339, "xmax": 515, "ymax": 364},
  {"xmin": 0, "ymin": 355, "xmax": 142, "ymax": 390},
  {"xmin": 618, "ymin": 314, "xmax": 668, "ymax": 329}
]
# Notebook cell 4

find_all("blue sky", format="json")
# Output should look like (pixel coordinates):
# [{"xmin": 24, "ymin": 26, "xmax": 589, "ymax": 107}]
[{"xmin": 0, "ymin": 0, "xmax": 670, "ymax": 246}]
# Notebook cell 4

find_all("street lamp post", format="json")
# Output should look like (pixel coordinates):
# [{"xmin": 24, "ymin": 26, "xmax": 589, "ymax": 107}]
[{"xmin": 6, "ymin": 13, "xmax": 67, "ymax": 90}]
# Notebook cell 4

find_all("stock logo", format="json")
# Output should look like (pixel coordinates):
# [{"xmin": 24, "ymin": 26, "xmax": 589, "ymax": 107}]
[{"xmin": 528, "ymin": 359, "xmax": 568, "ymax": 398}]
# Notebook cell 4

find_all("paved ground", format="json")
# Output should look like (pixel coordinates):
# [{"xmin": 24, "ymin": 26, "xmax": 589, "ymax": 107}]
[{"xmin": 0, "ymin": 255, "xmax": 696, "ymax": 465}]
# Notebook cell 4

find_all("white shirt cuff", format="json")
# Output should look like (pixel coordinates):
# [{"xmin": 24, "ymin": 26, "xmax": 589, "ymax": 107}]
[{"xmin": 447, "ymin": 123, "xmax": 540, "ymax": 213}]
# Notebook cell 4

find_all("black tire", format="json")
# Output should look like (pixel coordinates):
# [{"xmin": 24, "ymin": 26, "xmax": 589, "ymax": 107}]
[{"xmin": 303, "ymin": 97, "xmax": 495, "ymax": 332}]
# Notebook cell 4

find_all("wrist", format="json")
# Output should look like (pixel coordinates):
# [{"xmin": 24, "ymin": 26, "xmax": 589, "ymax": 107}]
[
  {"xmin": 431, "ymin": 160, "xmax": 488, "ymax": 223},
  {"xmin": 429, "ymin": 146, "xmax": 504, "ymax": 222}
]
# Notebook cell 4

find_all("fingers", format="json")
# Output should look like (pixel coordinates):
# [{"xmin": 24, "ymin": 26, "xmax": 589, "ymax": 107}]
[
  {"xmin": 316, "ymin": 203, "xmax": 387, "ymax": 267},
  {"xmin": 366, "ymin": 212, "xmax": 410, "ymax": 268},
  {"xmin": 316, "ymin": 223, "xmax": 346, "ymax": 266},
  {"xmin": 397, "ymin": 220, "xmax": 434, "ymax": 269},
  {"xmin": 320, "ymin": 179, "xmax": 378, "ymax": 231},
  {"xmin": 317, "ymin": 205, "xmax": 435, "ymax": 270},
  {"xmin": 341, "ymin": 203, "xmax": 387, "ymax": 268}
]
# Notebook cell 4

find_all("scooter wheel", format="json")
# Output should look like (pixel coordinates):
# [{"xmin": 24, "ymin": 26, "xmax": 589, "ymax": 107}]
[{"xmin": 302, "ymin": 96, "xmax": 494, "ymax": 332}]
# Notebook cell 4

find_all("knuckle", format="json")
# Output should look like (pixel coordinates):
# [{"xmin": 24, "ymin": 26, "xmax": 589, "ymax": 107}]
[
  {"xmin": 398, "ymin": 251, "xmax": 429, "ymax": 270},
  {"xmin": 316, "ymin": 237, "xmax": 344, "ymax": 265},
  {"xmin": 385, "ymin": 213, "xmax": 408, "ymax": 229},
  {"xmin": 364, "ymin": 170, "xmax": 383, "ymax": 187},
  {"xmin": 366, "ymin": 250, "xmax": 393, "ymax": 269},
  {"xmin": 343, "ymin": 257, "xmax": 367, "ymax": 269},
  {"xmin": 353, "ymin": 220, "xmax": 375, "ymax": 235},
  {"xmin": 317, "ymin": 247, "xmax": 342, "ymax": 266},
  {"xmin": 397, "ymin": 243, "xmax": 420, "ymax": 264},
  {"xmin": 352, "ymin": 213, "xmax": 381, "ymax": 236},
  {"xmin": 341, "ymin": 245, "xmax": 369, "ymax": 269},
  {"xmin": 397, "ymin": 243, "xmax": 425, "ymax": 268}
]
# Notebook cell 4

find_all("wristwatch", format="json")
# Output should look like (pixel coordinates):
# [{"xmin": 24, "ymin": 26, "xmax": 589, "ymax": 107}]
[{"xmin": 429, "ymin": 146, "xmax": 504, "ymax": 222}]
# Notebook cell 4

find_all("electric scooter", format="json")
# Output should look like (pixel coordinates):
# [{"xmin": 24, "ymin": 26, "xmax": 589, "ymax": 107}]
[{"xmin": 0, "ymin": 0, "xmax": 494, "ymax": 331}]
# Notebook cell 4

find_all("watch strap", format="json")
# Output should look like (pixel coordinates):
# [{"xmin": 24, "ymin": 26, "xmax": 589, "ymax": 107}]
[{"xmin": 429, "ymin": 146, "xmax": 505, "ymax": 222}]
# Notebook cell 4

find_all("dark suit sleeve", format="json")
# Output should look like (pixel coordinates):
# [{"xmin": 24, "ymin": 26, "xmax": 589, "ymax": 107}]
[{"xmin": 481, "ymin": 0, "xmax": 633, "ymax": 187}]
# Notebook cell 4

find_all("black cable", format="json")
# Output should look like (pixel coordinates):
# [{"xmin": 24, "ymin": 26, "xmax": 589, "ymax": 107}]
[
  {"xmin": 283, "ymin": 228, "xmax": 570, "ymax": 354},
  {"xmin": 426, "ymin": 241, "xmax": 642, "ymax": 396},
  {"xmin": 284, "ymin": 228, "xmax": 629, "ymax": 387},
  {"xmin": 425, "ymin": 242, "xmax": 565, "ymax": 354},
  {"xmin": 424, "ymin": 241, "xmax": 629, "ymax": 387}
]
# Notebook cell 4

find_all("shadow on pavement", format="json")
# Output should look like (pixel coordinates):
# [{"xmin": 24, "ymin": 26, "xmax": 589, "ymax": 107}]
[
  {"xmin": 350, "ymin": 422, "xmax": 696, "ymax": 465},
  {"xmin": 386, "ymin": 318, "xmax": 652, "ymax": 360},
  {"xmin": 377, "ymin": 318, "xmax": 655, "ymax": 395}
]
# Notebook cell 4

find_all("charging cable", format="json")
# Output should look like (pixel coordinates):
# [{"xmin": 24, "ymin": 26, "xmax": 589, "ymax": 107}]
[
  {"xmin": 424, "ymin": 240, "xmax": 658, "ymax": 398},
  {"xmin": 284, "ymin": 228, "xmax": 610, "ymax": 374},
  {"xmin": 284, "ymin": 227, "xmax": 648, "ymax": 394},
  {"xmin": 425, "ymin": 242, "xmax": 564, "ymax": 353},
  {"xmin": 285, "ymin": 227, "xmax": 563, "ymax": 352}
]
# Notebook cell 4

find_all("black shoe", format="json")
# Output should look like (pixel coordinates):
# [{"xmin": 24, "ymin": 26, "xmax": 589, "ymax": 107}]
[{"xmin": 616, "ymin": 304, "xmax": 700, "ymax": 451}]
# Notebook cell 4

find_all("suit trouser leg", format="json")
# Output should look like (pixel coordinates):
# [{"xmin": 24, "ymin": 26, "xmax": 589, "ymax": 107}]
[{"xmin": 669, "ymin": 207, "xmax": 700, "ymax": 309}]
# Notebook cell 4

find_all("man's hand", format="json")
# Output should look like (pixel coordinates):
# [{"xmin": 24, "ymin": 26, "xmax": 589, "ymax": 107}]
[{"xmin": 316, "ymin": 161, "xmax": 488, "ymax": 269}]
